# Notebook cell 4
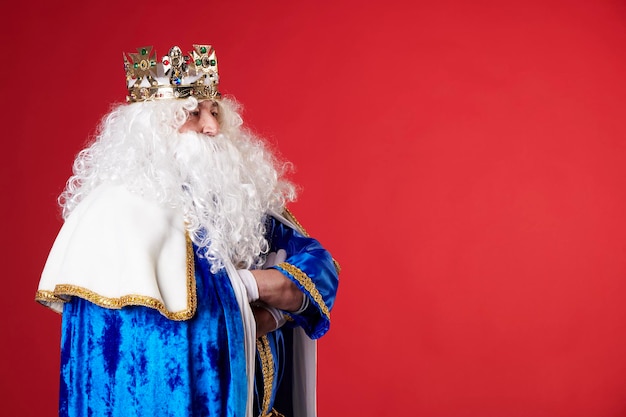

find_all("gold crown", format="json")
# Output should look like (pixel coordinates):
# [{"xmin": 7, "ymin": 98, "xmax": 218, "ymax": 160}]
[{"xmin": 124, "ymin": 45, "xmax": 221, "ymax": 102}]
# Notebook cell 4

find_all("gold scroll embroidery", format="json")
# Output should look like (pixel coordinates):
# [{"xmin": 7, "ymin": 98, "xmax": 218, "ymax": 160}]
[
  {"xmin": 276, "ymin": 261, "xmax": 330, "ymax": 320},
  {"xmin": 256, "ymin": 335, "xmax": 275, "ymax": 417}
]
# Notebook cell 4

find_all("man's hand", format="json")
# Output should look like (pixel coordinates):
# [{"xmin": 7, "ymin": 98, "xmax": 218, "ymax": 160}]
[
  {"xmin": 251, "ymin": 269, "xmax": 304, "ymax": 312},
  {"xmin": 252, "ymin": 305, "xmax": 277, "ymax": 338}
]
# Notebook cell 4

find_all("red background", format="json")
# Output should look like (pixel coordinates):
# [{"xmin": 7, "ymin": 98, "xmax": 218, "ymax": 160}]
[{"xmin": 3, "ymin": 1, "xmax": 626, "ymax": 416}]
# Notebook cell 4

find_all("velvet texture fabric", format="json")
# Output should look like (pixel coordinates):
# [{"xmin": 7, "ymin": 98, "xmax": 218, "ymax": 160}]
[
  {"xmin": 59, "ymin": 249, "xmax": 247, "ymax": 417},
  {"xmin": 58, "ymin": 217, "xmax": 338, "ymax": 417}
]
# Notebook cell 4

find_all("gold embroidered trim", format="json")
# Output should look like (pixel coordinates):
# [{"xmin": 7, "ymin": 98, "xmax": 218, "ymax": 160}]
[
  {"xmin": 283, "ymin": 207, "xmax": 309, "ymax": 237},
  {"xmin": 282, "ymin": 207, "xmax": 341, "ymax": 274},
  {"xmin": 256, "ymin": 335, "xmax": 275, "ymax": 417},
  {"xmin": 35, "ymin": 289, "xmax": 67, "ymax": 303},
  {"xmin": 276, "ymin": 261, "xmax": 330, "ymax": 320},
  {"xmin": 331, "ymin": 258, "xmax": 342, "ymax": 274},
  {"xmin": 34, "ymin": 232, "xmax": 197, "ymax": 321},
  {"xmin": 34, "ymin": 290, "xmax": 66, "ymax": 314}
]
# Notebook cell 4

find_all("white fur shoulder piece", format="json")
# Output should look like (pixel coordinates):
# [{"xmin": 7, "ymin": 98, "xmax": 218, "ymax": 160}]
[{"xmin": 36, "ymin": 184, "xmax": 195, "ymax": 320}]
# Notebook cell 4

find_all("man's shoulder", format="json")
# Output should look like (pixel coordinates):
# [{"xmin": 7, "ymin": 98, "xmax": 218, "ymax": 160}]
[{"xmin": 38, "ymin": 183, "xmax": 193, "ymax": 318}]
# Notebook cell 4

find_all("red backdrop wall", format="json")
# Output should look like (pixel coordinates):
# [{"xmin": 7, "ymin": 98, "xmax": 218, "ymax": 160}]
[{"xmin": 3, "ymin": 1, "xmax": 626, "ymax": 416}]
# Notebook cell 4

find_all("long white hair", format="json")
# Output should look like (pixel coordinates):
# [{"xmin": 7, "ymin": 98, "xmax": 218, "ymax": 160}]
[{"xmin": 59, "ymin": 96, "xmax": 296, "ymax": 271}]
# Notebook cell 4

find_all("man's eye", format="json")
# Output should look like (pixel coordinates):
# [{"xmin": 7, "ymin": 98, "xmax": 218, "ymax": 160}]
[
  {"xmin": 190, "ymin": 111, "xmax": 200, "ymax": 117},
  {"xmin": 211, "ymin": 112, "xmax": 219, "ymax": 117}
]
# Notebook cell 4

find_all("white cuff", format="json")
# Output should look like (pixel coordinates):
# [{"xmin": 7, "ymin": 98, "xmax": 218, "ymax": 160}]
[
  {"xmin": 237, "ymin": 269, "xmax": 259, "ymax": 303},
  {"xmin": 292, "ymin": 293, "xmax": 310, "ymax": 315},
  {"xmin": 261, "ymin": 305, "xmax": 287, "ymax": 330},
  {"xmin": 263, "ymin": 249, "xmax": 287, "ymax": 269}
]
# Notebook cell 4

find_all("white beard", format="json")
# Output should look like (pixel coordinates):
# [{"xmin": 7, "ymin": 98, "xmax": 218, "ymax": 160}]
[
  {"xmin": 60, "ymin": 99, "xmax": 295, "ymax": 273},
  {"xmin": 170, "ymin": 130, "xmax": 291, "ymax": 272}
]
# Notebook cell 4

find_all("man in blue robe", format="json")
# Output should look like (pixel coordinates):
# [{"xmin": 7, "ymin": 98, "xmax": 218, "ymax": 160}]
[{"xmin": 36, "ymin": 44, "xmax": 339, "ymax": 417}]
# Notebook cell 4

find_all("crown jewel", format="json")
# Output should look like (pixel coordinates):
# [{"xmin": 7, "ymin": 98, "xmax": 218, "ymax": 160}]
[{"xmin": 124, "ymin": 44, "xmax": 221, "ymax": 102}]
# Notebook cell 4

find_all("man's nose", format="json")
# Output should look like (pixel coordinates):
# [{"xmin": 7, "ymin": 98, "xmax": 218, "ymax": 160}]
[{"xmin": 200, "ymin": 114, "xmax": 219, "ymax": 136}]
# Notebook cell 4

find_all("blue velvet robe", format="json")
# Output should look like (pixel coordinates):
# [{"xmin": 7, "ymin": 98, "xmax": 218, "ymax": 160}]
[{"xmin": 59, "ymin": 216, "xmax": 338, "ymax": 417}]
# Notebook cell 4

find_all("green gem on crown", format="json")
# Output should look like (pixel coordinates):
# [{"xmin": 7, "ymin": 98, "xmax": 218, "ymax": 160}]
[
  {"xmin": 200, "ymin": 46, "xmax": 207, "ymax": 53},
  {"xmin": 210, "ymin": 59, "xmax": 216, "ymax": 66},
  {"xmin": 196, "ymin": 59, "xmax": 202, "ymax": 66},
  {"xmin": 141, "ymin": 48, "xmax": 147, "ymax": 55}
]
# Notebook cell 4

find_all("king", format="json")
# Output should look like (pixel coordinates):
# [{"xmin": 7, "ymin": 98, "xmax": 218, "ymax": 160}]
[{"xmin": 36, "ymin": 44, "xmax": 339, "ymax": 417}]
